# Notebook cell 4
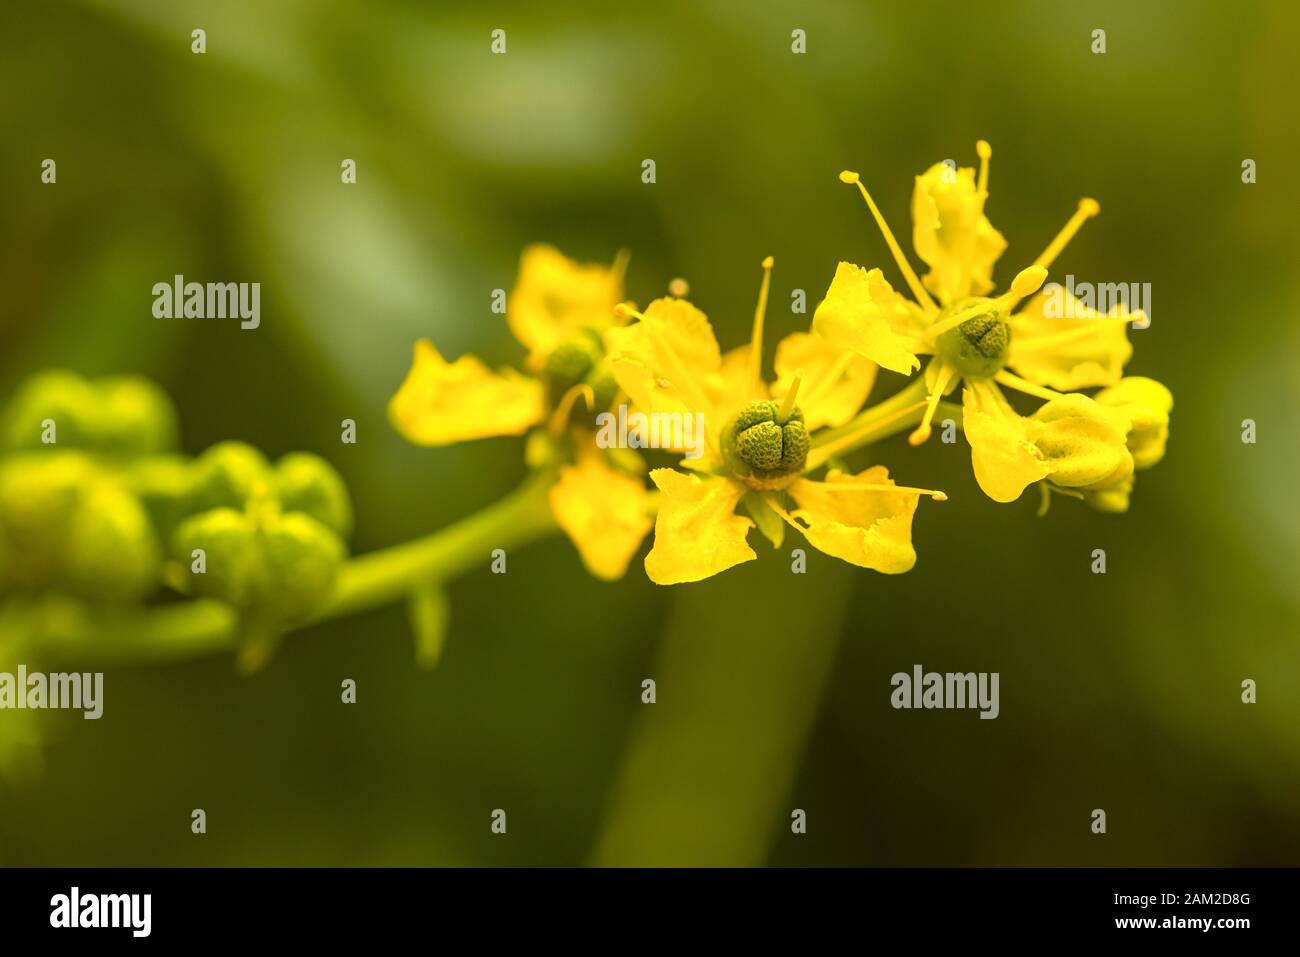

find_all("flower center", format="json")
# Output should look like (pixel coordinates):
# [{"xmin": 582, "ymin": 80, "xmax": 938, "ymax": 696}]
[
  {"xmin": 721, "ymin": 400, "xmax": 810, "ymax": 489},
  {"xmin": 934, "ymin": 298, "xmax": 1012, "ymax": 379}
]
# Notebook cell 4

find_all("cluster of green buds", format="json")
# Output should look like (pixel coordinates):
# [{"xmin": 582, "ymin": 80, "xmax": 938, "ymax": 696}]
[{"xmin": 0, "ymin": 371, "xmax": 352, "ymax": 666}]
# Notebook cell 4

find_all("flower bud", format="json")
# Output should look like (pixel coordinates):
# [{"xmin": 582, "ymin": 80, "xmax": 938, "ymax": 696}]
[
  {"xmin": 189, "ymin": 441, "xmax": 271, "ymax": 513},
  {"xmin": 1, "ymin": 371, "xmax": 177, "ymax": 458},
  {"xmin": 1030, "ymin": 393, "xmax": 1133, "ymax": 490},
  {"xmin": 172, "ymin": 506, "xmax": 345, "ymax": 625},
  {"xmin": 0, "ymin": 452, "xmax": 160, "ymax": 601},
  {"xmin": 64, "ymin": 478, "xmax": 161, "ymax": 601},
  {"xmin": 1094, "ymin": 376, "xmax": 1172, "ymax": 470},
  {"xmin": 2, "ymin": 371, "xmax": 98, "ymax": 452},
  {"xmin": 94, "ymin": 376, "xmax": 179, "ymax": 457},
  {"xmin": 272, "ymin": 453, "xmax": 352, "ymax": 539}
]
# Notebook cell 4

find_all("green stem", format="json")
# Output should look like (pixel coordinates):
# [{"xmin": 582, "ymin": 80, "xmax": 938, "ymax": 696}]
[
  {"xmin": 36, "ymin": 470, "xmax": 559, "ymax": 663},
  {"xmin": 811, "ymin": 376, "xmax": 929, "ymax": 450}
]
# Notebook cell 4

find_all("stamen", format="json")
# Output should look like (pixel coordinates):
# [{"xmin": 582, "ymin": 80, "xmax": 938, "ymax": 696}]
[
  {"xmin": 777, "ymin": 367, "xmax": 803, "ymax": 422},
  {"xmin": 611, "ymin": 249, "xmax": 631, "ymax": 286},
  {"xmin": 839, "ymin": 170, "xmax": 939, "ymax": 314},
  {"xmin": 802, "ymin": 350, "xmax": 855, "ymax": 409},
  {"xmin": 668, "ymin": 277, "xmax": 689, "ymax": 297},
  {"xmin": 749, "ymin": 255, "xmax": 775, "ymax": 394},
  {"xmin": 1033, "ymin": 198, "xmax": 1100, "ymax": 270},
  {"xmin": 993, "ymin": 370, "xmax": 1064, "ymax": 402},
  {"xmin": 926, "ymin": 265, "xmax": 1048, "ymax": 340},
  {"xmin": 548, "ymin": 383, "xmax": 595, "ymax": 435},
  {"xmin": 816, "ymin": 481, "xmax": 948, "ymax": 502},
  {"xmin": 976, "ymin": 140, "xmax": 991, "ymax": 195},
  {"xmin": 908, "ymin": 363, "xmax": 954, "ymax": 446},
  {"xmin": 804, "ymin": 398, "xmax": 928, "ymax": 470}
]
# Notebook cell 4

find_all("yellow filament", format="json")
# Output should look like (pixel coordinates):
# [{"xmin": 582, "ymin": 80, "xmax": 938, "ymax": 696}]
[
  {"xmin": 839, "ymin": 170, "xmax": 939, "ymax": 314},
  {"xmin": 749, "ymin": 255, "xmax": 775, "ymax": 394},
  {"xmin": 548, "ymin": 383, "xmax": 595, "ymax": 435},
  {"xmin": 993, "ymin": 370, "xmax": 1064, "ymax": 402},
  {"xmin": 909, "ymin": 363, "xmax": 955, "ymax": 446},
  {"xmin": 1033, "ymin": 198, "xmax": 1100, "ymax": 270}
]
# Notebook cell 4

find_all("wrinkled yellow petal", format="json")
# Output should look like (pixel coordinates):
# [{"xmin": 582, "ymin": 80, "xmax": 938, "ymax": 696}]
[
  {"xmin": 812, "ymin": 263, "xmax": 929, "ymax": 375},
  {"xmin": 507, "ymin": 244, "xmax": 624, "ymax": 365},
  {"xmin": 549, "ymin": 446, "xmax": 653, "ymax": 581},
  {"xmin": 1093, "ymin": 376, "xmax": 1173, "ymax": 469},
  {"xmin": 773, "ymin": 332, "xmax": 876, "ymax": 430},
  {"xmin": 643, "ymin": 469, "xmax": 754, "ymax": 584},
  {"xmin": 963, "ymin": 382, "xmax": 1051, "ymax": 503},
  {"xmin": 605, "ymin": 296, "xmax": 723, "ymax": 421},
  {"xmin": 788, "ymin": 466, "xmax": 918, "ymax": 573},
  {"xmin": 1032, "ymin": 392, "xmax": 1134, "ymax": 491},
  {"xmin": 1008, "ymin": 289, "xmax": 1134, "ymax": 390},
  {"xmin": 388, "ymin": 340, "xmax": 544, "ymax": 446},
  {"xmin": 911, "ymin": 162, "xmax": 1007, "ymax": 305},
  {"xmin": 964, "ymin": 383, "xmax": 1134, "ymax": 503},
  {"xmin": 1082, "ymin": 478, "xmax": 1133, "ymax": 513}
]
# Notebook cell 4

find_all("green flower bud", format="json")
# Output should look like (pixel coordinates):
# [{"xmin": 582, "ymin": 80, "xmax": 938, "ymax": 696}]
[
  {"xmin": 934, "ymin": 298, "xmax": 1011, "ymax": 379},
  {"xmin": 94, "ymin": 376, "xmax": 179, "ymax": 457},
  {"xmin": 0, "ymin": 452, "xmax": 95, "ymax": 587},
  {"xmin": 64, "ymin": 478, "xmax": 161, "ymax": 601},
  {"xmin": 173, "ymin": 506, "xmax": 345, "ymax": 625},
  {"xmin": 721, "ymin": 400, "xmax": 809, "ymax": 489},
  {"xmin": 2, "ymin": 371, "xmax": 98, "ymax": 452},
  {"xmin": 272, "ymin": 453, "xmax": 352, "ymax": 539},
  {"xmin": 0, "ymin": 452, "xmax": 160, "ymax": 601},
  {"xmin": 1, "ymin": 371, "xmax": 178, "ymax": 458},
  {"xmin": 173, "ymin": 508, "xmax": 262, "ymax": 607},
  {"xmin": 261, "ymin": 513, "xmax": 346, "ymax": 622},
  {"xmin": 189, "ymin": 441, "xmax": 271, "ymax": 513}
]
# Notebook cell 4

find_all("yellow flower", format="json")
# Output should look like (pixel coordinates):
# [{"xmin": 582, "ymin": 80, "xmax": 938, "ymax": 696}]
[
  {"xmin": 812, "ymin": 141, "xmax": 1171, "ymax": 506},
  {"xmin": 388, "ymin": 246, "xmax": 652, "ymax": 580},
  {"xmin": 606, "ymin": 258, "xmax": 942, "ymax": 585},
  {"xmin": 508, "ymin": 243, "xmax": 628, "ymax": 370}
]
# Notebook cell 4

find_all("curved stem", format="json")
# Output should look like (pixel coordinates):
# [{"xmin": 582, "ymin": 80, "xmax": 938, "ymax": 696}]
[{"xmin": 36, "ymin": 470, "xmax": 559, "ymax": 663}]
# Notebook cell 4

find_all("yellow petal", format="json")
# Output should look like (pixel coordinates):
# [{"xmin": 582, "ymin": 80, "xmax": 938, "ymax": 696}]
[
  {"xmin": 812, "ymin": 263, "xmax": 929, "ymax": 375},
  {"xmin": 718, "ymin": 344, "xmax": 764, "ymax": 412},
  {"xmin": 549, "ymin": 446, "xmax": 653, "ymax": 581},
  {"xmin": 507, "ymin": 244, "xmax": 624, "ymax": 365},
  {"xmin": 1031, "ymin": 392, "xmax": 1134, "ymax": 491},
  {"xmin": 1082, "ymin": 478, "xmax": 1133, "ymax": 513},
  {"xmin": 604, "ymin": 296, "xmax": 723, "ymax": 420},
  {"xmin": 1008, "ymin": 289, "xmax": 1134, "ymax": 390},
  {"xmin": 962, "ymin": 382, "xmax": 1051, "ymax": 503},
  {"xmin": 643, "ymin": 469, "xmax": 755, "ymax": 584},
  {"xmin": 788, "ymin": 466, "xmax": 918, "ymax": 573},
  {"xmin": 388, "ymin": 340, "xmax": 544, "ymax": 446},
  {"xmin": 911, "ymin": 161, "xmax": 1007, "ymax": 304},
  {"xmin": 773, "ymin": 332, "xmax": 877, "ymax": 430},
  {"xmin": 1093, "ymin": 376, "xmax": 1173, "ymax": 469}
]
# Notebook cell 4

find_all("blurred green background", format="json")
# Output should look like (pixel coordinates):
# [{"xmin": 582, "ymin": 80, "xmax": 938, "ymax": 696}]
[{"xmin": 1, "ymin": 0, "xmax": 1297, "ymax": 866}]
